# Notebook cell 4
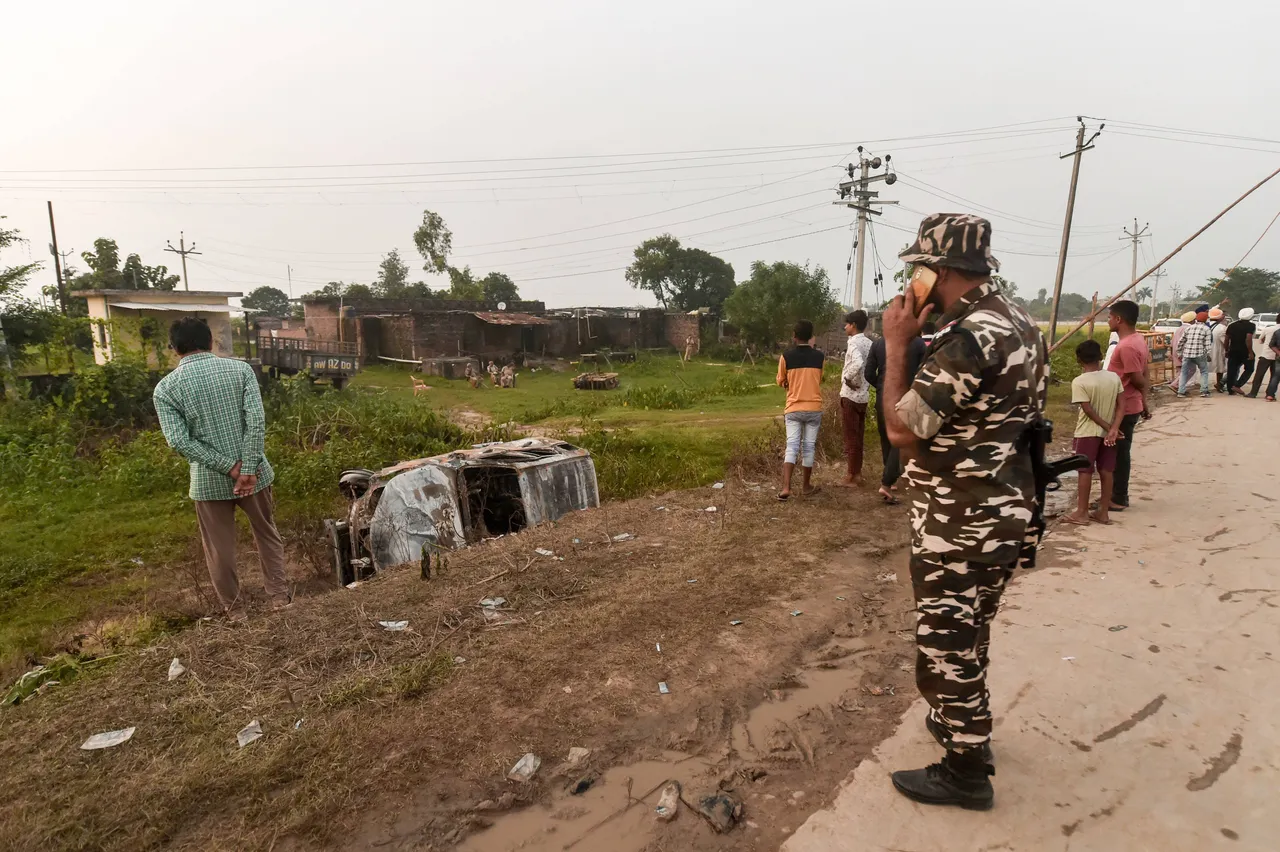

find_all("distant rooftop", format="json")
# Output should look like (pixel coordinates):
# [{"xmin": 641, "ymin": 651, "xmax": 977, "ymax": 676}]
[{"xmin": 71, "ymin": 289, "xmax": 242, "ymax": 298}]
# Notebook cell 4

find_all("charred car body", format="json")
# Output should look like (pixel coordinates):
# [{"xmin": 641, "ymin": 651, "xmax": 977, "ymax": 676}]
[{"xmin": 326, "ymin": 439, "xmax": 599, "ymax": 585}]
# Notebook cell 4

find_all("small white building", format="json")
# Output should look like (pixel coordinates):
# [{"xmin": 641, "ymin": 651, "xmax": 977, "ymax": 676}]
[{"xmin": 72, "ymin": 289, "xmax": 241, "ymax": 366}]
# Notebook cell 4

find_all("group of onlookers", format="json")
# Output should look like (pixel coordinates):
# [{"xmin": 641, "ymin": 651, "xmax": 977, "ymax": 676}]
[
  {"xmin": 774, "ymin": 309, "xmax": 932, "ymax": 502},
  {"xmin": 1171, "ymin": 305, "xmax": 1280, "ymax": 400}
]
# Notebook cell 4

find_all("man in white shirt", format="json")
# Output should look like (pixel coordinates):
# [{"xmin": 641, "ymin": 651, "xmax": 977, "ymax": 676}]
[
  {"xmin": 1208, "ymin": 307, "xmax": 1228, "ymax": 392},
  {"xmin": 839, "ymin": 310, "xmax": 873, "ymax": 487}
]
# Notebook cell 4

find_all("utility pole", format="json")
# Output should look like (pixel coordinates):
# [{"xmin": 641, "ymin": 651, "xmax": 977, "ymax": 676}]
[
  {"xmin": 46, "ymin": 201, "xmax": 68, "ymax": 315},
  {"xmin": 164, "ymin": 231, "xmax": 202, "ymax": 291},
  {"xmin": 1149, "ymin": 266, "xmax": 1167, "ymax": 322},
  {"xmin": 1122, "ymin": 217, "xmax": 1150, "ymax": 290},
  {"xmin": 287, "ymin": 264, "xmax": 293, "ymax": 300},
  {"xmin": 833, "ymin": 147, "xmax": 897, "ymax": 309},
  {"xmin": 1048, "ymin": 117, "xmax": 1103, "ymax": 345}
]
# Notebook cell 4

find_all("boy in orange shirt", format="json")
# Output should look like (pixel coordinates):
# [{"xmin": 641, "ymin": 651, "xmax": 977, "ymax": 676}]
[{"xmin": 776, "ymin": 319, "xmax": 825, "ymax": 500}]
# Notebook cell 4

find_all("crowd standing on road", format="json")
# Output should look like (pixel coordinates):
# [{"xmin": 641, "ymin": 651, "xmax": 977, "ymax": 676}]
[{"xmin": 1176, "ymin": 308, "xmax": 1214, "ymax": 398}]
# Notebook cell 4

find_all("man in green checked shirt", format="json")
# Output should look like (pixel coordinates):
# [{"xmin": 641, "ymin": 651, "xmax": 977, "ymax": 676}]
[{"xmin": 154, "ymin": 318, "xmax": 290, "ymax": 619}]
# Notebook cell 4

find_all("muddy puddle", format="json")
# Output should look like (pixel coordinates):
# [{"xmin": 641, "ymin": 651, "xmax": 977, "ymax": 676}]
[
  {"xmin": 462, "ymin": 640, "xmax": 884, "ymax": 852},
  {"xmin": 459, "ymin": 754, "xmax": 715, "ymax": 852}
]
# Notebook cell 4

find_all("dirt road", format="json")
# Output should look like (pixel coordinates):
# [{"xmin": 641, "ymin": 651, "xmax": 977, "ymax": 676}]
[{"xmin": 786, "ymin": 396, "xmax": 1279, "ymax": 851}]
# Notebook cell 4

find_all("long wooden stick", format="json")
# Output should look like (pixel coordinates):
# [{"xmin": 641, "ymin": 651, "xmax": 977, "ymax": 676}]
[{"xmin": 1048, "ymin": 164, "xmax": 1280, "ymax": 353}]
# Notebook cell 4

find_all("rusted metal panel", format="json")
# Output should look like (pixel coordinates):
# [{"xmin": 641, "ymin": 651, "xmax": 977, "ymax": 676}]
[{"xmin": 472, "ymin": 312, "xmax": 553, "ymax": 327}]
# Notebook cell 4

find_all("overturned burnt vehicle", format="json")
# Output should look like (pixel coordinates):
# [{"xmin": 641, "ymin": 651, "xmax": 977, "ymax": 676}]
[{"xmin": 326, "ymin": 438, "xmax": 599, "ymax": 585}]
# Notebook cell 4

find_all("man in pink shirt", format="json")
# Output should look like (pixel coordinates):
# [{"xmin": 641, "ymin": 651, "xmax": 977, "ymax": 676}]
[{"xmin": 1106, "ymin": 300, "xmax": 1152, "ymax": 511}]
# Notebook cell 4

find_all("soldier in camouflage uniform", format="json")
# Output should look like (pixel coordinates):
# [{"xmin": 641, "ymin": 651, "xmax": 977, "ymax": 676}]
[{"xmin": 878, "ymin": 213, "xmax": 1048, "ymax": 810}]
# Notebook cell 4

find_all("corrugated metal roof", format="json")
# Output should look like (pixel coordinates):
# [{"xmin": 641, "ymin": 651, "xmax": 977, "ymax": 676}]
[
  {"xmin": 473, "ymin": 311, "xmax": 552, "ymax": 326},
  {"xmin": 108, "ymin": 301, "xmax": 233, "ymax": 312}
]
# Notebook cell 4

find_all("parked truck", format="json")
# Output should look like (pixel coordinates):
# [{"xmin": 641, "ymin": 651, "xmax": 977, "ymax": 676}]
[{"xmin": 257, "ymin": 335, "xmax": 359, "ymax": 389}]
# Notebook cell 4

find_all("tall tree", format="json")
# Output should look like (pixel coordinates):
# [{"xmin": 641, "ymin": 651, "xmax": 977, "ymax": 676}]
[
  {"xmin": 624, "ymin": 234, "xmax": 735, "ymax": 311},
  {"xmin": 345, "ymin": 283, "xmax": 375, "ymax": 299},
  {"xmin": 315, "ymin": 281, "xmax": 347, "ymax": 297},
  {"xmin": 242, "ymin": 286, "xmax": 292, "ymax": 318},
  {"xmin": 1199, "ymin": 267, "xmax": 1280, "ymax": 313},
  {"xmin": 1, "ymin": 219, "xmax": 45, "ymax": 369},
  {"xmin": 413, "ymin": 210, "xmax": 453, "ymax": 275},
  {"xmin": 0, "ymin": 217, "xmax": 40, "ymax": 299},
  {"xmin": 722, "ymin": 261, "xmax": 839, "ymax": 348},
  {"xmin": 375, "ymin": 248, "xmax": 411, "ymax": 297},
  {"xmin": 120, "ymin": 254, "xmax": 180, "ymax": 291},
  {"xmin": 446, "ymin": 265, "xmax": 483, "ymax": 300},
  {"xmin": 480, "ymin": 271, "xmax": 519, "ymax": 303},
  {"xmin": 78, "ymin": 238, "xmax": 124, "ymax": 289}
]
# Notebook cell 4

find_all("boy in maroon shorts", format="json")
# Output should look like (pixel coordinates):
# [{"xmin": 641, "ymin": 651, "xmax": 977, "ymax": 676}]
[{"xmin": 1064, "ymin": 339, "xmax": 1124, "ymax": 526}]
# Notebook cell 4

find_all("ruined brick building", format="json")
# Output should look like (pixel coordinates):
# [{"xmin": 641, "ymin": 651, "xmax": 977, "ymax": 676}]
[{"xmin": 296, "ymin": 296, "xmax": 706, "ymax": 364}]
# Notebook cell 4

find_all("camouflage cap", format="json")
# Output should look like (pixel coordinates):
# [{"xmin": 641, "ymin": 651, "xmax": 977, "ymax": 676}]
[{"xmin": 898, "ymin": 213, "xmax": 1000, "ymax": 274}]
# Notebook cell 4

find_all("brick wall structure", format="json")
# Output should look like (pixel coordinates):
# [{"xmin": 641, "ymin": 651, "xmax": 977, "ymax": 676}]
[{"xmin": 664, "ymin": 313, "xmax": 701, "ymax": 353}]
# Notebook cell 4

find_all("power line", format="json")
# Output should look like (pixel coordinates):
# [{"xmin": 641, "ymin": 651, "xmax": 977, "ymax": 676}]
[
  {"xmin": 1105, "ymin": 119, "xmax": 1280, "ymax": 146},
  {"xmin": 1106, "ymin": 130, "xmax": 1280, "ymax": 156},
  {"xmin": 195, "ymin": 189, "xmax": 832, "ymax": 264},
  {"xmin": 894, "ymin": 172, "xmax": 1118, "ymax": 233},
  {"xmin": 1, "ymin": 131, "xmax": 1079, "ymax": 194},
  {"xmin": 515, "ymin": 223, "xmax": 849, "ymax": 283},
  {"xmin": 0, "ymin": 117, "xmax": 1075, "ymax": 175}
]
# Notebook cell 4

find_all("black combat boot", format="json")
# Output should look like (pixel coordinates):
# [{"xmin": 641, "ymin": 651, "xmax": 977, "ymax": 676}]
[
  {"xmin": 925, "ymin": 714, "xmax": 995, "ymax": 765},
  {"xmin": 891, "ymin": 750, "xmax": 995, "ymax": 810}
]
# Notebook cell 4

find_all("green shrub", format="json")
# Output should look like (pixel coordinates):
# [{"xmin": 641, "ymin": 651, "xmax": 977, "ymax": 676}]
[
  {"xmin": 65, "ymin": 358, "xmax": 158, "ymax": 428},
  {"xmin": 571, "ymin": 423, "xmax": 722, "ymax": 499}
]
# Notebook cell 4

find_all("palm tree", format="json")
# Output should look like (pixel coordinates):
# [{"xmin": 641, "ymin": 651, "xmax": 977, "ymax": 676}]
[{"xmin": 1136, "ymin": 287, "xmax": 1153, "ymax": 321}]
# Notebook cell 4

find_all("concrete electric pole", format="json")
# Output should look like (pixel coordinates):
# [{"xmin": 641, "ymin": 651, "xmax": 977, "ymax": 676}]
[
  {"xmin": 1123, "ymin": 218, "xmax": 1150, "ymax": 286},
  {"xmin": 1047, "ymin": 117, "xmax": 1103, "ymax": 345},
  {"xmin": 1149, "ymin": 265, "xmax": 1167, "ymax": 322},
  {"xmin": 46, "ymin": 201, "xmax": 69, "ymax": 315},
  {"xmin": 164, "ymin": 231, "xmax": 202, "ymax": 291},
  {"xmin": 833, "ymin": 148, "xmax": 897, "ymax": 309}
]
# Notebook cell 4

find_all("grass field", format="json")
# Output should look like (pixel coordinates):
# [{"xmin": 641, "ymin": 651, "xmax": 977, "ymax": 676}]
[
  {"xmin": 348, "ymin": 355, "xmax": 789, "ymax": 428},
  {"xmin": 1, "ymin": 337, "xmax": 1101, "ymax": 679}
]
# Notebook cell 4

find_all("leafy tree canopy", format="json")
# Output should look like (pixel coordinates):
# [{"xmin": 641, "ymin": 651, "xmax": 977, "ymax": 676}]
[
  {"xmin": 624, "ymin": 234, "xmax": 735, "ymax": 311},
  {"xmin": 121, "ymin": 254, "xmax": 179, "ymax": 291},
  {"xmin": 242, "ymin": 286, "xmax": 292, "ymax": 318},
  {"xmin": 413, "ymin": 210, "xmax": 453, "ymax": 275},
  {"xmin": 0, "ymin": 217, "xmax": 41, "ymax": 301},
  {"xmin": 1199, "ymin": 266, "xmax": 1280, "ymax": 314},
  {"xmin": 374, "ymin": 248, "xmax": 411, "ymax": 297},
  {"xmin": 723, "ymin": 261, "xmax": 839, "ymax": 348},
  {"xmin": 72, "ymin": 238, "xmax": 178, "ymax": 291},
  {"xmin": 480, "ymin": 271, "xmax": 519, "ymax": 303},
  {"xmin": 446, "ymin": 265, "xmax": 483, "ymax": 300}
]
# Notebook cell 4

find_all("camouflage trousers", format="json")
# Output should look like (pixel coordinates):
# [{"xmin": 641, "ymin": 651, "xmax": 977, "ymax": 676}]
[{"xmin": 910, "ymin": 552, "xmax": 1015, "ymax": 754}]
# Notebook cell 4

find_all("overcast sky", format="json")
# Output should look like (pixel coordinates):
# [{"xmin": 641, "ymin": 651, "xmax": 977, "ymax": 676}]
[{"xmin": 3, "ymin": 0, "xmax": 1279, "ymax": 314}]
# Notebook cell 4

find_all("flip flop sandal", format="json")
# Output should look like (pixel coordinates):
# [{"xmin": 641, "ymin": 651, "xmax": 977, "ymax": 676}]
[
  {"xmin": 879, "ymin": 491, "xmax": 901, "ymax": 505},
  {"xmin": 777, "ymin": 493, "xmax": 790, "ymax": 501}
]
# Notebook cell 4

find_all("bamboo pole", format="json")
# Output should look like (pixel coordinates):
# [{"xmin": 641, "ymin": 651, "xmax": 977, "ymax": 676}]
[{"xmin": 1048, "ymin": 164, "xmax": 1280, "ymax": 353}]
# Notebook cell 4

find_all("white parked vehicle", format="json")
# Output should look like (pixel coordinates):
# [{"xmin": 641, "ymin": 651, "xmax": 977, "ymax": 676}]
[
  {"xmin": 1150, "ymin": 318, "xmax": 1183, "ymax": 333},
  {"xmin": 1254, "ymin": 314, "xmax": 1280, "ymax": 358}
]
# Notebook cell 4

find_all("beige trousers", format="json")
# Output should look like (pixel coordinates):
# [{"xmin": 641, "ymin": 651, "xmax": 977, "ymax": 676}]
[{"xmin": 194, "ymin": 487, "xmax": 289, "ymax": 610}]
